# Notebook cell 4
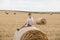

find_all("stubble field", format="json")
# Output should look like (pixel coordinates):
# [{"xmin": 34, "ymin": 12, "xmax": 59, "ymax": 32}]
[{"xmin": 0, "ymin": 11, "xmax": 60, "ymax": 40}]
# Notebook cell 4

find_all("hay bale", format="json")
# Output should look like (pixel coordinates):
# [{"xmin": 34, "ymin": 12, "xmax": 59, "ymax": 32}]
[
  {"xmin": 50, "ymin": 12, "xmax": 53, "ymax": 15},
  {"xmin": 5, "ymin": 12, "xmax": 9, "ymax": 15},
  {"xmin": 14, "ymin": 13, "xmax": 16, "ymax": 15},
  {"xmin": 14, "ymin": 27, "xmax": 48, "ymax": 40},
  {"xmin": 36, "ymin": 18, "xmax": 47, "ymax": 25}
]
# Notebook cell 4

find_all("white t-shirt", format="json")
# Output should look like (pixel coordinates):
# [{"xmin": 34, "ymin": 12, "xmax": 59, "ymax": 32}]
[{"xmin": 26, "ymin": 17, "xmax": 34, "ymax": 25}]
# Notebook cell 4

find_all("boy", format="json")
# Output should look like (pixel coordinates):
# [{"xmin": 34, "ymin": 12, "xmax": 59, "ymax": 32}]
[{"xmin": 17, "ymin": 13, "xmax": 34, "ymax": 31}]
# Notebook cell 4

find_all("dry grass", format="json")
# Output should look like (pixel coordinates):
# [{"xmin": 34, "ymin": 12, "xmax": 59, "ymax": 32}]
[{"xmin": 0, "ymin": 11, "xmax": 60, "ymax": 40}]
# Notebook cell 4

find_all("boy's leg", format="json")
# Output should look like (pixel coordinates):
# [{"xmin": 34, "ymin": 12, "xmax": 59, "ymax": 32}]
[
  {"xmin": 17, "ymin": 25, "xmax": 26, "ymax": 31},
  {"xmin": 17, "ymin": 24, "xmax": 32, "ymax": 31}
]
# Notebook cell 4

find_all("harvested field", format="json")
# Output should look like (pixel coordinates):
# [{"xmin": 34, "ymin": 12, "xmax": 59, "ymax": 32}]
[{"xmin": 0, "ymin": 10, "xmax": 60, "ymax": 40}]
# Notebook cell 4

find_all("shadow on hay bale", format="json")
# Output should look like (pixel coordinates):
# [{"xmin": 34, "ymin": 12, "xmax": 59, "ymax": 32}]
[
  {"xmin": 36, "ymin": 18, "xmax": 47, "ymax": 25},
  {"xmin": 14, "ymin": 27, "xmax": 48, "ymax": 40}
]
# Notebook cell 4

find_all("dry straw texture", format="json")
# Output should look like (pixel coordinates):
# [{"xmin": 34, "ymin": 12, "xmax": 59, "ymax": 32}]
[{"xmin": 20, "ymin": 30, "xmax": 48, "ymax": 40}]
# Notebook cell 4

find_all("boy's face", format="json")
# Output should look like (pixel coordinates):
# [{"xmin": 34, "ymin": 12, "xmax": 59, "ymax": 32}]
[{"xmin": 28, "ymin": 15, "xmax": 31, "ymax": 18}]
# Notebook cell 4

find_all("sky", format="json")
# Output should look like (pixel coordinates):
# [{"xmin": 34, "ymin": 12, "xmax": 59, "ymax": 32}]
[{"xmin": 0, "ymin": 0, "xmax": 60, "ymax": 12}]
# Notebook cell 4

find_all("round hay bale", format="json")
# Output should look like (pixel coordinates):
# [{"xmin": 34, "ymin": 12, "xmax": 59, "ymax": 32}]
[
  {"xmin": 50, "ymin": 13, "xmax": 53, "ymax": 15},
  {"xmin": 14, "ymin": 27, "xmax": 48, "ymax": 40},
  {"xmin": 14, "ymin": 13, "xmax": 16, "ymax": 15},
  {"xmin": 5, "ymin": 12, "xmax": 9, "ymax": 15},
  {"xmin": 36, "ymin": 18, "xmax": 47, "ymax": 25}
]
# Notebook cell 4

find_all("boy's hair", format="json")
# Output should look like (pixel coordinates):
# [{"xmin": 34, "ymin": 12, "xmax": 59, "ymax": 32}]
[{"xmin": 28, "ymin": 13, "xmax": 31, "ymax": 15}]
